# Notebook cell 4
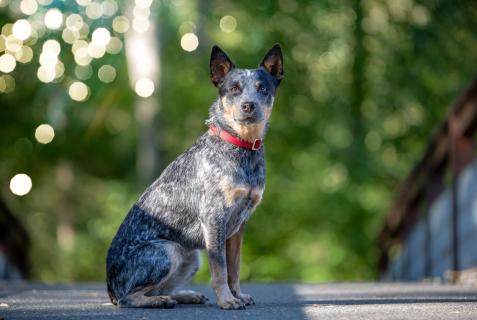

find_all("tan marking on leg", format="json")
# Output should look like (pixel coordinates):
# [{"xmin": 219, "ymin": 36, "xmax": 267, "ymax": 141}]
[
  {"xmin": 226, "ymin": 224, "xmax": 254, "ymax": 305},
  {"xmin": 219, "ymin": 176, "xmax": 250, "ymax": 207},
  {"xmin": 251, "ymin": 187, "xmax": 264, "ymax": 211},
  {"xmin": 226, "ymin": 224, "xmax": 244, "ymax": 293}
]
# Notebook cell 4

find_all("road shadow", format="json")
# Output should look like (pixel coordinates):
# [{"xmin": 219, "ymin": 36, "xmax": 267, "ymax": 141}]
[
  {"xmin": 0, "ymin": 282, "xmax": 307, "ymax": 320},
  {"xmin": 1, "ymin": 282, "xmax": 477, "ymax": 319}
]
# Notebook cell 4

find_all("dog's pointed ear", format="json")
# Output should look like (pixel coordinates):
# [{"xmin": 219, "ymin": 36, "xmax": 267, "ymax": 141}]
[
  {"xmin": 210, "ymin": 46, "xmax": 235, "ymax": 87},
  {"xmin": 259, "ymin": 43, "xmax": 284, "ymax": 83}
]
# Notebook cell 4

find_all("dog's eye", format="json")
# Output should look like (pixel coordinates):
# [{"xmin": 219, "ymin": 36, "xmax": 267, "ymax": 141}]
[
  {"xmin": 258, "ymin": 85, "xmax": 267, "ymax": 94},
  {"xmin": 230, "ymin": 85, "xmax": 240, "ymax": 93}
]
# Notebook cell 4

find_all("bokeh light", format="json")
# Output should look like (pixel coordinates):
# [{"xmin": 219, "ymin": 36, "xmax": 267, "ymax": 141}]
[
  {"xmin": 219, "ymin": 16, "xmax": 237, "ymax": 33},
  {"xmin": 135, "ymin": 0, "xmax": 152, "ymax": 9},
  {"xmin": 9, "ymin": 173, "xmax": 32, "ymax": 196},
  {"xmin": 133, "ymin": 6, "xmax": 150, "ymax": 18},
  {"xmin": 68, "ymin": 81, "xmax": 89, "ymax": 101},
  {"xmin": 34, "ymin": 124, "xmax": 55, "ymax": 144},
  {"xmin": 78, "ymin": 23, "xmax": 90, "ymax": 39},
  {"xmin": 39, "ymin": 39, "xmax": 61, "ymax": 79},
  {"xmin": 131, "ymin": 1, "xmax": 151, "ymax": 34},
  {"xmin": 74, "ymin": 64, "xmax": 93, "ymax": 80},
  {"xmin": 55, "ymin": 60, "xmax": 65, "ymax": 78},
  {"xmin": 98, "ymin": 64, "xmax": 116, "ymax": 83},
  {"xmin": 39, "ymin": 51, "xmax": 57, "ymax": 68},
  {"xmin": 86, "ymin": 2, "xmax": 103, "ymax": 20},
  {"xmin": 20, "ymin": 0, "xmax": 38, "ymax": 15},
  {"xmin": 16, "ymin": 46, "xmax": 33, "ymax": 63},
  {"xmin": 102, "ymin": 0, "xmax": 118, "ymax": 16},
  {"xmin": 132, "ymin": 17, "xmax": 149, "ymax": 33},
  {"xmin": 72, "ymin": 39, "xmax": 88, "ymax": 53},
  {"xmin": 73, "ymin": 48, "xmax": 91, "ymax": 65},
  {"xmin": 44, "ymin": 8, "xmax": 63, "ymax": 30},
  {"xmin": 178, "ymin": 21, "xmax": 196, "ymax": 35},
  {"xmin": 112, "ymin": 16, "xmax": 129, "ymax": 33},
  {"xmin": 180, "ymin": 33, "xmax": 199, "ymax": 52},
  {"xmin": 5, "ymin": 35, "xmax": 22, "ymax": 52},
  {"xmin": 43, "ymin": 39, "xmax": 61, "ymax": 55},
  {"xmin": 66, "ymin": 14, "xmax": 84, "ymax": 31},
  {"xmin": 0, "ymin": 77, "xmax": 5, "ymax": 92},
  {"xmin": 0, "ymin": 36, "xmax": 5, "ymax": 52},
  {"xmin": 1, "ymin": 23, "xmax": 12, "ymax": 35},
  {"xmin": 92, "ymin": 28, "xmax": 111, "ymax": 46},
  {"xmin": 0, "ymin": 74, "xmax": 15, "ymax": 93},
  {"xmin": 134, "ymin": 77, "xmax": 154, "ymax": 97},
  {"xmin": 76, "ymin": 0, "xmax": 91, "ymax": 6},
  {"xmin": 88, "ymin": 42, "xmax": 106, "ymax": 58},
  {"xmin": 37, "ymin": 66, "xmax": 55, "ymax": 83},
  {"xmin": 12, "ymin": 19, "xmax": 32, "ymax": 40},
  {"xmin": 0, "ymin": 53, "xmax": 16, "ymax": 73},
  {"xmin": 106, "ymin": 37, "xmax": 122, "ymax": 54},
  {"xmin": 62, "ymin": 28, "xmax": 79, "ymax": 44},
  {"xmin": 72, "ymin": 40, "xmax": 92, "ymax": 66}
]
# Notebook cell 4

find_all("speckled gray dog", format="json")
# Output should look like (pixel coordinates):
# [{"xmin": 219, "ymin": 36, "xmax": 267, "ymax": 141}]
[{"xmin": 106, "ymin": 44, "xmax": 284, "ymax": 310}]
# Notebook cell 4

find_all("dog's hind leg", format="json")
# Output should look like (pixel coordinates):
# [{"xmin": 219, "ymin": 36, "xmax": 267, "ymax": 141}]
[
  {"xmin": 151, "ymin": 249, "xmax": 208, "ymax": 304},
  {"xmin": 109, "ymin": 240, "xmax": 184, "ymax": 308},
  {"xmin": 118, "ymin": 287, "xmax": 177, "ymax": 308},
  {"xmin": 171, "ymin": 290, "xmax": 208, "ymax": 304}
]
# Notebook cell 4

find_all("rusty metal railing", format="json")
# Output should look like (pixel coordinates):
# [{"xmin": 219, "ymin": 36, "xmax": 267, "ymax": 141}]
[{"xmin": 378, "ymin": 77, "xmax": 477, "ymax": 276}]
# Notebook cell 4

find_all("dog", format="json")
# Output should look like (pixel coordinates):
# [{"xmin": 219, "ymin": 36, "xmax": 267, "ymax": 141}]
[{"xmin": 106, "ymin": 44, "xmax": 283, "ymax": 310}]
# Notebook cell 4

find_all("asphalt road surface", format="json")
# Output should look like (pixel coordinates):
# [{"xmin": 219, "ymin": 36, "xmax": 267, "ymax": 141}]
[{"xmin": 1, "ymin": 282, "xmax": 476, "ymax": 319}]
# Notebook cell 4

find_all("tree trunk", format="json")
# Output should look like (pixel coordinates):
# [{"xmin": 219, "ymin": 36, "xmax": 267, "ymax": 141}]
[{"xmin": 125, "ymin": 1, "xmax": 161, "ymax": 185}]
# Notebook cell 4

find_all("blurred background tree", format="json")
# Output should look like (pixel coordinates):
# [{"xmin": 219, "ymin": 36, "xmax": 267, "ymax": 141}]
[{"xmin": 0, "ymin": 0, "xmax": 476, "ymax": 282}]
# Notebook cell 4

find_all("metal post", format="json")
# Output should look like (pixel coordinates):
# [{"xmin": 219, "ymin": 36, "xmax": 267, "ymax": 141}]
[
  {"xmin": 449, "ymin": 115, "xmax": 460, "ymax": 272},
  {"xmin": 424, "ymin": 212, "xmax": 432, "ymax": 277},
  {"xmin": 424, "ymin": 173, "xmax": 444, "ymax": 278}
]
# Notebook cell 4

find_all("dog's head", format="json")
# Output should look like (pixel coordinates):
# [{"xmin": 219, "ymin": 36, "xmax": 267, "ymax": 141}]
[{"xmin": 209, "ymin": 44, "xmax": 283, "ymax": 141}]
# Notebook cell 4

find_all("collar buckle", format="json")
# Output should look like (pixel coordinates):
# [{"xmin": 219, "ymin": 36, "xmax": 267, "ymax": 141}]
[{"xmin": 251, "ymin": 139, "xmax": 262, "ymax": 151}]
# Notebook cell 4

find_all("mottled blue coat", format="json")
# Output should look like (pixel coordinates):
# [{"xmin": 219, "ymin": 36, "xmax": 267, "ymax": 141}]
[{"xmin": 106, "ymin": 44, "xmax": 283, "ymax": 310}]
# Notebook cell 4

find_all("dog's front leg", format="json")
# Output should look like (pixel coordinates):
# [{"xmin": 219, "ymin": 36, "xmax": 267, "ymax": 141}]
[
  {"xmin": 226, "ymin": 224, "xmax": 254, "ymax": 305},
  {"xmin": 202, "ymin": 219, "xmax": 245, "ymax": 310}
]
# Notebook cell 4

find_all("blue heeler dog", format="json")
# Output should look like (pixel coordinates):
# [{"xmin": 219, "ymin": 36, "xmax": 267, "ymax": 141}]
[{"xmin": 106, "ymin": 44, "xmax": 283, "ymax": 310}]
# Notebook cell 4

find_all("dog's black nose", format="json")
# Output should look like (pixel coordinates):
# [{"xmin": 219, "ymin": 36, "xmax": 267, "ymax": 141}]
[{"xmin": 241, "ymin": 102, "xmax": 255, "ymax": 114}]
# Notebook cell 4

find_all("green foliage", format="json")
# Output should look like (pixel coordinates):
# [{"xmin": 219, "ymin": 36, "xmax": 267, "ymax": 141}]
[{"xmin": 1, "ymin": 0, "xmax": 477, "ymax": 283}]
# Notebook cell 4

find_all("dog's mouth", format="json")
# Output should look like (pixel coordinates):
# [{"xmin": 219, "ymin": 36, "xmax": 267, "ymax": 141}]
[{"xmin": 233, "ymin": 114, "xmax": 263, "ymax": 125}]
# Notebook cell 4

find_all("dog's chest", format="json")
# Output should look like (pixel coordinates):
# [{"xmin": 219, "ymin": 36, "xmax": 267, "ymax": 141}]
[{"xmin": 219, "ymin": 174, "xmax": 264, "ymax": 237}]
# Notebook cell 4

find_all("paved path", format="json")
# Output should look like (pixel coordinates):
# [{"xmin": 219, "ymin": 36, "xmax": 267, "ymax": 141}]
[{"xmin": 0, "ymin": 282, "xmax": 476, "ymax": 319}]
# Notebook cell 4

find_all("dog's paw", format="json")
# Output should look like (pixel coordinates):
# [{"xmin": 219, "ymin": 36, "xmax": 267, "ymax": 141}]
[
  {"xmin": 118, "ymin": 295, "xmax": 177, "ymax": 308},
  {"xmin": 148, "ymin": 296, "xmax": 177, "ymax": 308},
  {"xmin": 218, "ymin": 297, "xmax": 246, "ymax": 310},
  {"xmin": 171, "ymin": 290, "xmax": 208, "ymax": 304},
  {"xmin": 190, "ymin": 292, "xmax": 208, "ymax": 304},
  {"xmin": 161, "ymin": 297, "xmax": 178, "ymax": 309},
  {"xmin": 236, "ymin": 292, "xmax": 255, "ymax": 305}
]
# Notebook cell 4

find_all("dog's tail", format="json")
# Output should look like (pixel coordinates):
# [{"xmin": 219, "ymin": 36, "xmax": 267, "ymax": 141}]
[{"xmin": 107, "ymin": 283, "xmax": 118, "ymax": 305}]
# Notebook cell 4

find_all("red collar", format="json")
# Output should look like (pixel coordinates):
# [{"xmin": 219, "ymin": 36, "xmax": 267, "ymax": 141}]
[{"xmin": 208, "ymin": 125, "xmax": 263, "ymax": 151}]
